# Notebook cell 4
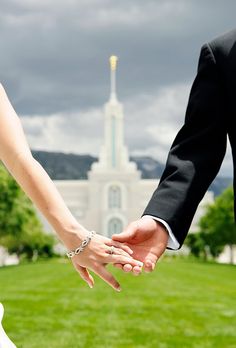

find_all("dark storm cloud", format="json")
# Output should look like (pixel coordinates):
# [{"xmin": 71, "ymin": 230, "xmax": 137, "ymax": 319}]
[
  {"xmin": 0, "ymin": 0, "xmax": 235, "ymax": 175},
  {"xmin": 0, "ymin": 0, "xmax": 235, "ymax": 114}
]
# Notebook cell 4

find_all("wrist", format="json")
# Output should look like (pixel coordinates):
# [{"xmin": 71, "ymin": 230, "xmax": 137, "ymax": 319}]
[
  {"xmin": 57, "ymin": 223, "xmax": 88, "ymax": 250},
  {"xmin": 141, "ymin": 216, "xmax": 168, "ymax": 247},
  {"xmin": 157, "ymin": 223, "xmax": 169, "ymax": 240},
  {"xmin": 141, "ymin": 215, "xmax": 169, "ymax": 236}
]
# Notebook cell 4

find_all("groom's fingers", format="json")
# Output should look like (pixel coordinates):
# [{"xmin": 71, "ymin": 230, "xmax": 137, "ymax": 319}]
[
  {"xmin": 113, "ymin": 263, "xmax": 142, "ymax": 275},
  {"xmin": 132, "ymin": 265, "xmax": 142, "ymax": 275},
  {"xmin": 144, "ymin": 253, "xmax": 159, "ymax": 272},
  {"xmin": 113, "ymin": 263, "xmax": 123, "ymax": 270},
  {"xmin": 94, "ymin": 265, "xmax": 121, "ymax": 291},
  {"xmin": 113, "ymin": 263, "xmax": 132, "ymax": 272},
  {"xmin": 144, "ymin": 259, "xmax": 156, "ymax": 273},
  {"xmin": 123, "ymin": 264, "xmax": 132, "ymax": 272},
  {"xmin": 121, "ymin": 264, "xmax": 141, "ymax": 274},
  {"xmin": 108, "ymin": 255, "xmax": 143, "ymax": 268},
  {"xmin": 144, "ymin": 243, "xmax": 166, "ymax": 272}
]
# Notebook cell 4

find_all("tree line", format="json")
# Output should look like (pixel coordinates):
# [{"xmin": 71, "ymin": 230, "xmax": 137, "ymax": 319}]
[
  {"xmin": 0, "ymin": 163, "xmax": 55, "ymax": 261},
  {"xmin": 186, "ymin": 187, "xmax": 236, "ymax": 264}
]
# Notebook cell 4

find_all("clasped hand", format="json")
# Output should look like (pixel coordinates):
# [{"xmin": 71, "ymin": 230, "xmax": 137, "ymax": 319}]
[{"xmin": 67, "ymin": 217, "xmax": 168, "ymax": 291}]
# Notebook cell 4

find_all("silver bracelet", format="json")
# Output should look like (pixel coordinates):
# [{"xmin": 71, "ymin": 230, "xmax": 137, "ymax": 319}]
[{"xmin": 66, "ymin": 231, "xmax": 96, "ymax": 258}]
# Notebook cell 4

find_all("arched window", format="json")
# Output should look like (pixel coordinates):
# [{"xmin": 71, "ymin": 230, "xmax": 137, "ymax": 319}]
[
  {"xmin": 108, "ymin": 218, "xmax": 123, "ymax": 237},
  {"xmin": 108, "ymin": 185, "xmax": 121, "ymax": 209}
]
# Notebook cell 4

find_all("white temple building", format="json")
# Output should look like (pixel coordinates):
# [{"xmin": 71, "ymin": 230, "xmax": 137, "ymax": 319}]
[
  {"xmin": 1, "ymin": 56, "xmax": 234, "ymax": 267},
  {"xmin": 38, "ymin": 55, "xmax": 214, "ymax": 238}
]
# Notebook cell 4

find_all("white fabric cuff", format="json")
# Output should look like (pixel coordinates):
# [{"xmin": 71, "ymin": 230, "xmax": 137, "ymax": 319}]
[{"xmin": 142, "ymin": 215, "xmax": 180, "ymax": 250}]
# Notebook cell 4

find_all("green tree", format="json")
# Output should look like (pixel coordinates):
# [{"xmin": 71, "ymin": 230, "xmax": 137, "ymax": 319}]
[
  {"xmin": 198, "ymin": 187, "xmax": 236, "ymax": 263},
  {"xmin": 185, "ymin": 233, "xmax": 208, "ymax": 260},
  {"xmin": 0, "ymin": 163, "xmax": 55, "ymax": 260}
]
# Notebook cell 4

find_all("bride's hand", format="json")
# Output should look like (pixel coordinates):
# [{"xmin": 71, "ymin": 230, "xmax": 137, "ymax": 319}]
[{"xmin": 62, "ymin": 229, "xmax": 143, "ymax": 291}]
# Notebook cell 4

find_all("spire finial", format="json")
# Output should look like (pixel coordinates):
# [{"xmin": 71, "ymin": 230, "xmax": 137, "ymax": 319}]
[
  {"xmin": 109, "ymin": 55, "xmax": 118, "ymax": 101},
  {"xmin": 110, "ymin": 55, "xmax": 118, "ymax": 71}
]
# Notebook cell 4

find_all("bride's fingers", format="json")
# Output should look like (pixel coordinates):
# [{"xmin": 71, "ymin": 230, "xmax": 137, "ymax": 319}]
[
  {"xmin": 74, "ymin": 264, "xmax": 94, "ymax": 288},
  {"xmin": 83, "ymin": 269, "xmax": 95, "ymax": 287},
  {"xmin": 105, "ymin": 240, "xmax": 133, "ymax": 255},
  {"xmin": 93, "ymin": 265, "xmax": 121, "ymax": 291},
  {"xmin": 105, "ymin": 245, "xmax": 131, "ymax": 258}
]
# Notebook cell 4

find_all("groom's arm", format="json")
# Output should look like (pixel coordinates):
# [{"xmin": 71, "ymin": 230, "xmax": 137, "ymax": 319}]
[
  {"xmin": 113, "ymin": 42, "xmax": 228, "ymax": 273},
  {"xmin": 143, "ymin": 43, "xmax": 227, "ymax": 248}
]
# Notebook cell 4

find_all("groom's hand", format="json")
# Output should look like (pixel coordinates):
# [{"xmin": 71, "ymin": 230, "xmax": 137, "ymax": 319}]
[{"xmin": 111, "ymin": 217, "xmax": 168, "ymax": 273}]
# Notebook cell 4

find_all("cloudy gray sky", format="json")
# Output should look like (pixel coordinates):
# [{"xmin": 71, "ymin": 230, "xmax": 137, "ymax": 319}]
[{"xmin": 1, "ymin": 0, "xmax": 235, "ymax": 176}]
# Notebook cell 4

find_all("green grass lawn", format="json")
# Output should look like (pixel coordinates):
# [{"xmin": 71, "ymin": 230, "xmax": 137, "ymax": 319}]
[{"xmin": 0, "ymin": 258, "xmax": 235, "ymax": 348}]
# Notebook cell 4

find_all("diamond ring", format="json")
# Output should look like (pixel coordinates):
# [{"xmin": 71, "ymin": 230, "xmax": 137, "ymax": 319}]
[{"xmin": 109, "ymin": 246, "xmax": 115, "ymax": 255}]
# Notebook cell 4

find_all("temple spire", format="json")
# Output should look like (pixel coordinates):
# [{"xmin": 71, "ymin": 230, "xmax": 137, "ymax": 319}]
[{"xmin": 109, "ymin": 55, "xmax": 118, "ymax": 101}]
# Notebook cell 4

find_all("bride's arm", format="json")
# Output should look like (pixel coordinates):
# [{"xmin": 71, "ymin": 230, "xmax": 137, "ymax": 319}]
[
  {"xmin": 0, "ymin": 84, "xmax": 142, "ymax": 290},
  {"xmin": 0, "ymin": 84, "xmax": 86, "ymax": 247}
]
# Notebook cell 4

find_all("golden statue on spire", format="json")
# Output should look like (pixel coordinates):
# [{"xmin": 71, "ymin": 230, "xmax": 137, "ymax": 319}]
[{"xmin": 110, "ymin": 55, "xmax": 118, "ymax": 71}]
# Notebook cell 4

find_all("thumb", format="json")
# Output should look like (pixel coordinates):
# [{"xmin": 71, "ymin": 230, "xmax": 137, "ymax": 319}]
[{"xmin": 112, "ymin": 221, "xmax": 138, "ymax": 243}]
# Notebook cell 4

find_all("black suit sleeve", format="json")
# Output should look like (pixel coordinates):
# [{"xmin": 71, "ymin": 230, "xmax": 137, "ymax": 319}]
[{"xmin": 143, "ymin": 43, "xmax": 228, "ymax": 248}]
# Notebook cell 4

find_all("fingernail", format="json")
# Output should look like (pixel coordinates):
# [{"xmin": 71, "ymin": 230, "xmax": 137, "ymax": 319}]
[
  {"xmin": 88, "ymin": 283, "xmax": 93, "ymax": 289},
  {"xmin": 116, "ymin": 286, "xmax": 122, "ymax": 292},
  {"xmin": 137, "ymin": 261, "xmax": 143, "ymax": 267}
]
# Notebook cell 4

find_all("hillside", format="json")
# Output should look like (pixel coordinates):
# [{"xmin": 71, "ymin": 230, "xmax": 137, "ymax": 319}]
[{"xmin": 32, "ymin": 150, "xmax": 232, "ymax": 196}]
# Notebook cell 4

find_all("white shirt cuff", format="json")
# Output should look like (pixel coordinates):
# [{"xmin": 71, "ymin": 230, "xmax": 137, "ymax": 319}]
[{"xmin": 142, "ymin": 215, "xmax": 180, "ymax": 250}]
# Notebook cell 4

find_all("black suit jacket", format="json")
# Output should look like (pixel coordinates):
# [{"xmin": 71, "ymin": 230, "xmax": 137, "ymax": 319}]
[{"xmin": 143, "ymin": 29, "xmax": 236, "ymax": 249}]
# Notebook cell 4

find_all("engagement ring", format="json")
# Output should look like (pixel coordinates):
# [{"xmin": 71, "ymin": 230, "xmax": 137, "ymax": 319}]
[{"xmin": 109, "ymin": 246, "xmax": 115, "ymax": 255}]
